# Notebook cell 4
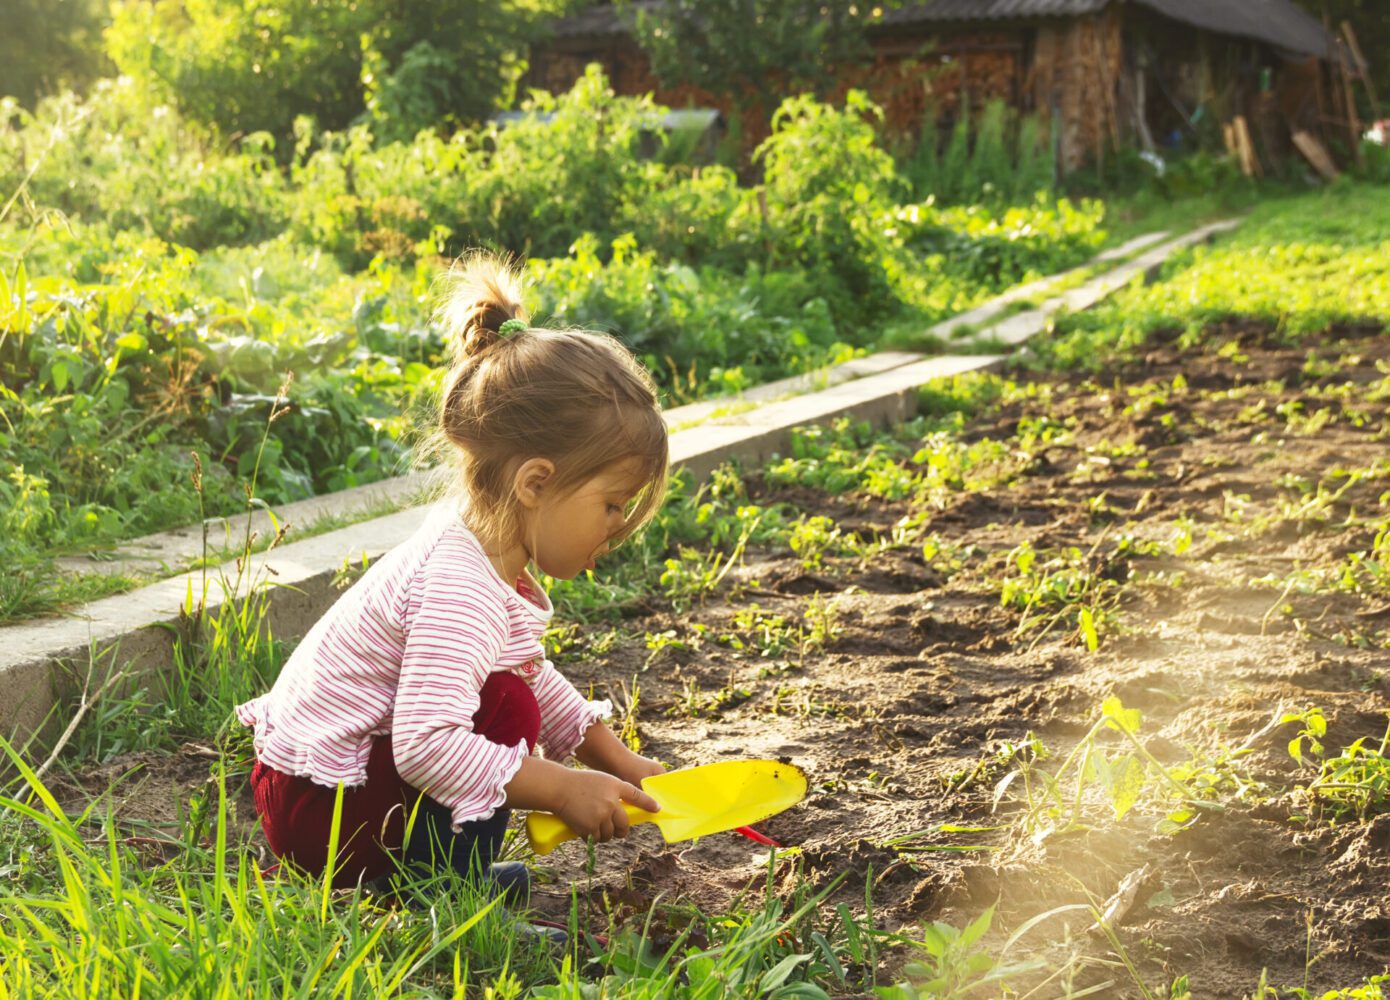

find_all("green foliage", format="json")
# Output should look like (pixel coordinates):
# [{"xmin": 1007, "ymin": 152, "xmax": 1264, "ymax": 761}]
[
  {"xmin": 1281, "ymin": 710, "xmax": 1390, "ymax": 821},
  {"xmin": 1027, "ymin": 187, "xmax": 1390, "ymax": 372},
  {"xmin": 997, "ymin": 541, "xmax": 1123, "ymax": 651},
  {"xmin": 904, "ymin": 99, "xmax": 1056, "ymax": 204},
  {"xmin": 282, "ymin": 66, "xmax": 739, "ymax": 267},
  {"xmin": 531, "ymin": 234, "xmax": 842, "ymax": 399},
  {"xmin": 628, "ymin": 0, "xmax": 884, "ymax": 109},
  {"xmin": 765, "ymin": 408, "xmax": 1023, "ymax": 506},
  {"xmin": 1151, "ymin": 151, "xmax": 1247, "ymax": 200},
  {"xmin": 1358, "ymin": 138, "xmax": 1390, "ymax": 186},
  {"xmin": 1, "ymin": 82, "xmax": 288, "ymax": 250},
  {"xmin": 0, "ymin": 0, "xmax": 109, "ymax": 108},
  {"xmin": 1247, "ymin": 967, "xmax": 1390, "ymax": 999},
  {"xmin": 473, "ymin": 66, "xmax": 666, "ymax": 258},
  {"xmin": 0, "ymin": 744, "xmax": 548, "ymax": 993},
  {"xmin": 533, "ymin": 862, "xmax": 888, "ymax": 999},
  {"xmin": 0, "ymin": 225, "xmax": 417, "ymax": 607},
  {"xmin": 104, "ymin": 0, "xmax": 549, "ymax": 141},
  {"xmin": 891, "ymin": 194, "xmax": 1106, "ymax": 295},
  {"xmin": 358, "ymin": 39, "xmax": 461, "ymax": 146},
  {"xmin": 877, "ymin": 905, "xmax": 1046, "ymax": 1000},
  {"xmin": 756, "ymin": 91, "xmax": 904, "ymax": 323},
  {"xmin": 938, "ymin": 107, "xmax": 973, "ymax": 202},
  {"xmin": 993, "ymin": 697, "xmax": 1221, "ymax": 840}
]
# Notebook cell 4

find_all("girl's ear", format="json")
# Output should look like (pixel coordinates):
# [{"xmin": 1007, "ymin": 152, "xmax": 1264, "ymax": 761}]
[{"xmin": 513, "ymin": 458, "xmax": 556, "ymax": 509}]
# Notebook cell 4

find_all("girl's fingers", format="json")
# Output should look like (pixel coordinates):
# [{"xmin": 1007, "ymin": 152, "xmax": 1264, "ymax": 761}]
[
  {"xmin": 612, "ymin": 805, "xmax": 630, "ymax": 838},
  {"xmin": 619, "ymin": 783, "xmax": 662, "ymax": 815}
]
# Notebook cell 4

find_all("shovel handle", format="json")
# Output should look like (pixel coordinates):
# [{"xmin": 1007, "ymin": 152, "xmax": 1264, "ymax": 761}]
[{"xmin": 526, "ymin": 803, "xmax": 657, "ymax": 855}]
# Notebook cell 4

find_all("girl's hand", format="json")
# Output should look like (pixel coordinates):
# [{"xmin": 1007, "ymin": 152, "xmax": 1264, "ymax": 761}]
[
  {"xmin": 574, "ymin": 722, "xmax": 668, "ymax": 788},
  {"xmin": 556, "ymin": 769, "xmax": 662, "ymax": 843},
  {"xmin": 618, "ymin": 753, "xmax": 666, "ymax": 787}
]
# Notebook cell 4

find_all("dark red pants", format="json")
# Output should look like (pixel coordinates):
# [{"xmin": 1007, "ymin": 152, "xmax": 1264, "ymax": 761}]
[{"xmin": 250, "ymin": 671, "xmax": 540, "ymax": 888}]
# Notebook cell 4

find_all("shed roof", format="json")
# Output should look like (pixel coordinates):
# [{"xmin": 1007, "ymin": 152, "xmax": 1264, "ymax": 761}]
[
  {"xmin": 883, "ymin": 0, "xmax": 1331, "ymax": 56},
  {"xmin": 550, "ymin": 0, "xmax": 1332, "ymax": 58}
]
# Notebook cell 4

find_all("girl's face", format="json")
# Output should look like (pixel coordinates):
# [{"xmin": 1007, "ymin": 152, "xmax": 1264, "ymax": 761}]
[{"xmin": 528, "ymin": 457, "xmax": 646, "ymax": 580}]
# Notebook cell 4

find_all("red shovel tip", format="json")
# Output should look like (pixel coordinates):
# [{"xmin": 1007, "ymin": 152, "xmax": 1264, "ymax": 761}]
[{"xmin": 734, "ymin": 825, "xmax": 782, "ymax": 847}]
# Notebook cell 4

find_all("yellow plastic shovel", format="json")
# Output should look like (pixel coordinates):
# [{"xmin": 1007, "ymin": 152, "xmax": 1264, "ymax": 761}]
[{"xmin": 527, "ymin": 759, "xmax": 807, "ymax": 855}]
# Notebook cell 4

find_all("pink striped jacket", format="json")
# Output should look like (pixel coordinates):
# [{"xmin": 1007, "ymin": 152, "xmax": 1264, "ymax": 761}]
[{"xmin": 235, "ymin": 503, "xmax": 610, "ymax": 830}]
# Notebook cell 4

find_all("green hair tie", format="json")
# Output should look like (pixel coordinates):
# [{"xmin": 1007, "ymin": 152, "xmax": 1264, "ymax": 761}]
[{"xmin": 498, "ymin": 318, "xmax": 527, "ymax": 338}]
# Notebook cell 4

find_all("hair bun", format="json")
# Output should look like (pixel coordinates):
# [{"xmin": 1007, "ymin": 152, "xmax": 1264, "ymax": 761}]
[{"xmin": 439, "ymin": 251, "xmax": 528, "ymax": 359}]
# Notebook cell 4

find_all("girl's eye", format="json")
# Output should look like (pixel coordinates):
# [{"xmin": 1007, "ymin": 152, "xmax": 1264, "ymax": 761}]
[{"xmin": 607, "ymin": 504, "xmax": 622, "ymax": 515}]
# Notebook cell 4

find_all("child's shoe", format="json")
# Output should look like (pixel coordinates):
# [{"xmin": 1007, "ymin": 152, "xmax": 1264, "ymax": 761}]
[
  {"xmin": 486, "ymin": 861, "xmax": 531, "ymax": 905},
  {"xmin": 517, "ymin": 918, "xmax": 568, "ymax": 948}
]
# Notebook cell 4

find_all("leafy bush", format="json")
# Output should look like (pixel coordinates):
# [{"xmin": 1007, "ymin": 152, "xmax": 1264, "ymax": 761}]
[
  {"xmin": 0, "ymin": 226, "xmax": 412, "ymax": 565},
  {"xmin": 470, "ymin": 66, "xmax": 669, "ymax": 259},
  {"xmin": 893, "ymin": 194, "xmax": 1107, "ymax": 293},
  {"xmin": 756, "ymin": 90, "xmax": 905, "ymax": 323},
  {"xmin": 530, "ymin": 233, "xmax": 843, "ymax": 396},
  {"xmin": 0, "ymin": 82, "xmax": 289, "ymax": 249},
  {"xmin": 620, "ymin": 164, "xmax": 757, "ymax": 267},
  {"xmin": 104, "ymin": 0, "xmax": 542, "ymax": 140}
]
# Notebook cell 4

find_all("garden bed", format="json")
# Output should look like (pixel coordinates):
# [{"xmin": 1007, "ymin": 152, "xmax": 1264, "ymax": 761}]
[
  {"xmin": 536, "ymin": 322, "xmax": 1390, "ymax": 995},
  {"xmin": 41, "ymin": 321, "xmax": 1390, "ymax": 995}
]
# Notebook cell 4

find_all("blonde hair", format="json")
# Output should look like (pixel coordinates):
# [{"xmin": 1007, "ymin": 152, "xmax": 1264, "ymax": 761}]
[{"xmin": 432, "ymin": 251, "xmax": 669, "ymax": 553}]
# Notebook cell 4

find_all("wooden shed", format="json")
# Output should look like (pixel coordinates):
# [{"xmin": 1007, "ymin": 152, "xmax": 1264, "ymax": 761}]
[{"xmin": 529, "ymin": 0, "xmax": 1339, "ymax": 174}]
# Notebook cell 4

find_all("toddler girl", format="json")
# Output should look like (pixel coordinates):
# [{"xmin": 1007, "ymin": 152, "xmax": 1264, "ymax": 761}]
[{"xmin": 237, "ymin": 252, "xmax": 668, "ymax": 895}]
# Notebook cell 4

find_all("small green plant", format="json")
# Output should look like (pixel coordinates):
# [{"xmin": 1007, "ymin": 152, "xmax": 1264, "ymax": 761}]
[
  {"xmin": 715, "ymin": 596, "xmax": 843, "ymax": 674},
  {"xmin": 788, "ymin": 515, "xmax": 844, "ymax": 570},
  {"xmin": 1282, "ymin": 709, "xmax": 1390, "ymax": 821},
  {"xmin": 800, "ymin": 594, "xmax": 843, "ymax": 658},
  {"xmin": 876, "ymin": 904, "xmax": 1081, "ymax": 1000},
  {"xmin": 667, "ymin": 675, "xmax": 753, "ymax": 719},
  {"xmin": 1282, "ymin": 708, "xmax": 1329, "ymax": 764},
  {"xmin": 658, "ymin": 512, "xmax": 760, "ymax": 611},
  {"xmin": 615, "ymin": 674, "xmax": 644, "ymax": 753},
  {"xmin": 1245, "ymin": 969, "xmax": 1390, "ymax": 998},
  {"xmin": 722, "ymin": 604, "xmax": 801, "ymax": 659},
  {"xmin": 997, "ymin": 541, "xmax": 1122, "ymax": 651},
  {"xmin": 765, "ymin": 684, "xmax": 852, "ymax": 721},
  {"xmin": 643, "ymin": 627, "xmax": 701, "ymax": 669},
  {"xmin": 943, "ymin": 732, "xmax": 1049, "ymax": 794},
  {"xmin": 537, "ymin": 862, "xmax": 862, "ymax": 999},
  {"xmin": 993, "ymin": 698, "xmax": 1219, "ymax": 840},
  {"xmin": 1329, "ymin": 519, "xmax": 1390, "ymax": 596}
]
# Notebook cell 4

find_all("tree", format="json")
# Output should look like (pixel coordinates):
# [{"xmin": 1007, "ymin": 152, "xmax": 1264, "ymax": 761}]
[
  {"xmin": 0, "ymin": 0, "xmax": 110, "ymax": 106},
  {"xmin": 105, "ymin": 0, "xmax": 566, "ymax": 142},
  {"xmin": 623, "ymin": 0, "xmax": 896, "ymax": 113}
]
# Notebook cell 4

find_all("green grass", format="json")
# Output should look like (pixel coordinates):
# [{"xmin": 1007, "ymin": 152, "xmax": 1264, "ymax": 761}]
[
  {"xmin": 0, "ymin": 750, "xmax": 552, "ymax": 996},
  {"xmin": 1023, "ymin": 184, "xmax": 1390, "ymax": 373},
  {"xmin": 0, "ymin": 565, "xmax": 139, "ymax": 624}
]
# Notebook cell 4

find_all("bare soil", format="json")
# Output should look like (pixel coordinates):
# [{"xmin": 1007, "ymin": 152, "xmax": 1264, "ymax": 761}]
[
  {"xmin": 549, "ymin": 323, "xmax": 1390, "ymax": 995},
  {"xmin": 55, "ymin": 323, "xmax": 1390, "ymax": 996}
]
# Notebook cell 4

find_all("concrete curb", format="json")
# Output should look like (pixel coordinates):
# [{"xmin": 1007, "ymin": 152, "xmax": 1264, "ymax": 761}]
[
  {"xmin": 1, "ymin": 220, "xmax": 1238, "ymax": 750},
  {"xmin": 925, "ymin": 229, "xmax": 1172, "ymax": 340},
  {"xmin": 52, "ymin": 351, "xmax": 932, "ymax": 581}
]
